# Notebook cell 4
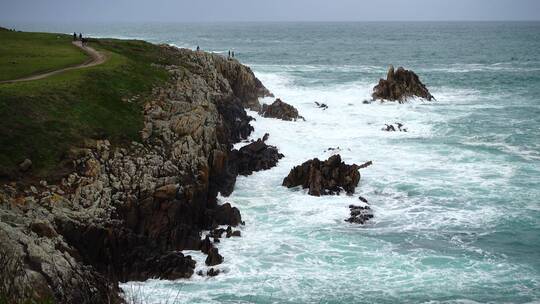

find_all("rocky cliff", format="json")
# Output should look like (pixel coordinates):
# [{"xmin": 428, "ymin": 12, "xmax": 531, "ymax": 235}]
[{"xmin": 0, "ymin": 46, "xmax": 274, "ymax": 303}]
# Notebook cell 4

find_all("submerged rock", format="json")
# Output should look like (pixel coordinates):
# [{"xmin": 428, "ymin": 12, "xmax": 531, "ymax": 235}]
[
  {"xmin": 314, "ymin": 101, "xmax": 328, "ymax": 110},
  {"xmin": 382, "ymin": 122, "xmax": 408, "ymax": 132},
  {"xmin": 372, "ymin": 65, "xmax": 434, "ymax": 102},
  {"xmin": 345, "ymin": 204, "xmax": 374, "ymax": 225},
  {"xmin": 282, "ymin": 154, "xmax": 368, "ymax": 196},
  {"xmin": 260, "ymin": 98, "xmax": 304, "ymax": 121}
]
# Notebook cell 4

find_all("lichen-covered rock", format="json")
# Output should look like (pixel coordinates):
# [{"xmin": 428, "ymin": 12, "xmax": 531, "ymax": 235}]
[
  {"xmin": 282, "ymin": 154, "xmax": 362, "ymax": 196},
  {"xmin": 260, "ymin": 98, "xmax": 303, "ymax": 121},
  {"xmin": 372, "ymin": 65, "xmax": 434, "ymax": 102}
]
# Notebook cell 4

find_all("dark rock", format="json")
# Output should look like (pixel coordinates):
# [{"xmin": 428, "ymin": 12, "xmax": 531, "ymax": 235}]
[
  {"xmin": 209, "ymin": 228, "xmax": 226, "ymax": 239},
  {"xmin": 282, "ymin": 154, "xmax": 361, "ymax": 196},
  {"xmin": 18, "ymin": 159, "xmax": 32, "ymax": 172},
  {"xmin": 205, "ymin": 248, "xmax": 224, "ymax": 266},
  {"xmin": 225, "ymin": 225, "xmax": 241, "ymax": 238},
  {"xmin": 207, "ymin": 268, "xmax": 220, "ymax": 277},
  {"xmin": 372, "ymin": 65, "xmax": 434, "ymax": 102},
  {"xmin": 358, "ymin": 196, "xmax": 368, "ymax": 203},
  {"xmin": 228, "ymin": 134, "xmax": 284, "ymax": 177},
  {"xmin": 382, "ymin": 123, "xmax": 408, "ymax": 132},
  {"xmin": 212, "ymin": 203, "xmax": 242, "ymax": 227},
  {"xmin": 200, "ymin": 236, "xmax": 213, "ymax": 254},
  {"xmin": 29, "ymin": 221, "xmax": 58, "ymax": 238},
  {"xmin": 314, "ymin": 101, "xmax": 328, "ymax": 110},
  {"xmin": 381, "ymin": 122, "xmax": 408, "ymax": 132},
  {"xmin": 345, "ymin": 205, "xmax": 374, "ymax": 225},
  {"xmin": 260, "ymin": 98, "xmax": 304, "ymax": 121}
]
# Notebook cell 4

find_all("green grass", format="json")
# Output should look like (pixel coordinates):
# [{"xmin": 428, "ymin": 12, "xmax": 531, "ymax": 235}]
[
  {"xmin": 0, "ymin": 28, "xmax": 88, "ymax": 81},
  {"xmin": 0, "ymin": 30, "xmax": 172, "ymax": 179}
]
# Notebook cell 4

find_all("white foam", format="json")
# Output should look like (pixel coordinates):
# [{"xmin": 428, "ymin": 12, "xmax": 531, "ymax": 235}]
[{"xmin": 121, "ymin": 67, "xmax": 540, "ymax": 303}]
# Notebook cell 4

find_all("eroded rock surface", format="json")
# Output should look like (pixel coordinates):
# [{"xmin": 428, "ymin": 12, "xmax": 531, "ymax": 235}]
[
  {"xmin": 0, "ymin": 46, "xmax": 271, "ymax": 304},
  {"xmin": 282, "ymin": 154, "xmax": 364, "ymax": 196},
  {"xmin": 260, "ymin": 98, "xmax": 303, "ymax": 121},
  {"xmin": 372, "ymin": 65, "xmax": 434, "ymax": 102}
]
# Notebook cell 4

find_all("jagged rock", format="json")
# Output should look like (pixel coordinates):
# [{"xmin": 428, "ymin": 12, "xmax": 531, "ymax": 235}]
[
  {"xmin": 209, "ymin": 228, "xmax": 226, "ymax": 239},
  {"xmin": 282, "ymin": 154, "xmax": 363, "ymax": 196},
  {"xmin": 372, "ymin": 65, "xmax": 434, "ymax": 102},
  {"xmin": 229, "ymin": 133, "xmax": 284, "ymax": 177},
  {"xmin": 226, "ymin": 225, "xmax": 241, "ymax": 238},
  {"xmin": 205, "ymin": 247, "xmax": 224, "ymax": 266},
  {"xmin": 314, "ymin": 101, "xmax": 328, "ymax": 110},
  {"xmin": 200, "ymin": 236, "xmax": 213, "ymax": 254},
  {"xmin": 18, "ymin": 159, "xmax": 32, "ymax": 172},
  {"xmin": 345, "ymin": 204, "xmax": 373, "ymax": 224},
  {"xmin": 207, "ymin": 268, "xmax": 220, "ymax": 277},
  {"xmin": 212, "ymin": 203, "xmax": 242, "ymax": 227},
  {"xmin": 358, "ymin": 196, "xmax": 368, "ymax": 203},
  {"xmin": 260, "ymin": 98, "xmax": 303, "ymax": 121},
  {"xmin": 382, "ymin": 122, "xmax": 408, "ymax": 132}
]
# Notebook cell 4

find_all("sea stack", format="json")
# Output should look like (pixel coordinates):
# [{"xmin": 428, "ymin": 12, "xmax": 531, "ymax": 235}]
[{"xmin": 372, "ymin": 65, "xmax": 435, "ymax": 102}]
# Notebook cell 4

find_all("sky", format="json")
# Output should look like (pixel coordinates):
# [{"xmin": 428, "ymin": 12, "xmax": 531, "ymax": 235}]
[{"xmin": 1, "ymin": 0, "xmax": 540, "ymax": 23}]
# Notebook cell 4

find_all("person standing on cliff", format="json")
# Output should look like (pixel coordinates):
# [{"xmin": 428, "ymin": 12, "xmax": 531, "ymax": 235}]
[
  {"xmin": 196, "ymin": 45, "xmax": 200, "ymax": 51},
  {"xmin": 79, "ymin": 33, "xmax": 82, "ymax": 41},
  {"xmin": 73, "ymin": 32, "xmax": 77, "ymax": 41},
  {"xmin": 228, "ymin": 50, "xmax": 231, "ymax": 59},
  {"xmin": 232, "ymin": 51, "xmax": 235, "ymax": 58}
]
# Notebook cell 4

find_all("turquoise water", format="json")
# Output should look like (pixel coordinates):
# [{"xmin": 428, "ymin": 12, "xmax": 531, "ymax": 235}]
[{"xmin": 15, "ymin": 22, "xmax": 540, "ymax": 303}]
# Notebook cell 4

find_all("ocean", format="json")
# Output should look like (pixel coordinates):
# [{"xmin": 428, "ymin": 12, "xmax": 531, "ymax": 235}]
[{"xmin": 13, "ymin": 22, "xmax": 540, "ymax": 303}]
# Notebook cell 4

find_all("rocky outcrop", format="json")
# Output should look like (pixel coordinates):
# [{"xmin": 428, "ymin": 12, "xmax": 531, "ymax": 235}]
[
  {"xmin": 229, "ymin": 134, "xmax": 284, "ymax": 177},
  {"xmin": 207, "ymin": 133, "xmax": 283, "ymax": 197},
  {"xmin": 372, "ymin": 65, "xmax": 434, "ymax": 102},
  {"xmin": 260, "ymin": 98, "xmax": 303, "ymax": 121},
  {"xmin": 282, "ymin": 155, "xmax": 371, "ymax": 196},
  {"xmin": 0, "ymin": 46, "xmax": 271, "ymax": 303}
]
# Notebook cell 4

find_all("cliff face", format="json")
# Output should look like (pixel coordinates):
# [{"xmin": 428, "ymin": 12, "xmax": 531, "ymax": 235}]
[{"xmin": 0, "ymin": 47, "xmax": 271, "ymax": 303}]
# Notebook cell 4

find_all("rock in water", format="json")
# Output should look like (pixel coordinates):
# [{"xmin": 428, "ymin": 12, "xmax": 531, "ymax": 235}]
[
  {"xmin": 345, "ymin": 205, "xmax": 374, "ymax": 224},
  {"xmin": 229, "ymin": 133, "xmax": 284, "ymax": 177},
  {"xmin": 372, "ymin": 65, "xmax": 434, "ymax": 102},
  {"xmin": 260, "ymin": 98, "xmax": 304, "ymax": 121},
  {"xmin": 282, "ymin": 154, "xmax": 362, "ymax": 196},
  {"xmin": 205, "ymin": 247, "xmax": 224, "ymax": 266}
]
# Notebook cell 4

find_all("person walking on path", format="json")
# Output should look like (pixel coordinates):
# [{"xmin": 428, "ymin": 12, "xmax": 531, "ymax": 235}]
[
  {"xmin": 79, "ymin": 33, "xmax": 82, "ymax": 41},
  {"xmin": 232, "ymin": 51, "xmax": 235, "ymax": 58},
  {"xmin": 73, "ymin": 32, "xmax": 77, "ymax": 41}
]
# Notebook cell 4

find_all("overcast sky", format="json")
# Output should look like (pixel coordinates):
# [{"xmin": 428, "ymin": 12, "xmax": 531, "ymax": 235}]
[{"xmin": 1, "ymin": 0, "xmax": 540, "ymax": 23}]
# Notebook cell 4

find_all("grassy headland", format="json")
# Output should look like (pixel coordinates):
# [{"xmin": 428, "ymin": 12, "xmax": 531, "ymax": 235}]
[
  {"xmin": 0, "ymin": 29, "xmax": 88, "ymax": 81},
  {"xmin": 0, "ymin": 28, "xmax": 173, "ymax": 180}
]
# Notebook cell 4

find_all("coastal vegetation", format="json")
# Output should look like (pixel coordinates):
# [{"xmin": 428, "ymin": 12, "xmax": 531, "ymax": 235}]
[{"xmin": 0, "ymin": 28, "xmax": 170, "ymax": 179}]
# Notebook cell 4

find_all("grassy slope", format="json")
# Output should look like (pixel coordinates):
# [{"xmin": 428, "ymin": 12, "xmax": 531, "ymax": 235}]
[
  {"xmin": 0, "ymin": 31, "xmax": 172, "ymax": 180},
  {"xmin": 0, "ymin": 28, "xmax": 88, "ymax": 81}
]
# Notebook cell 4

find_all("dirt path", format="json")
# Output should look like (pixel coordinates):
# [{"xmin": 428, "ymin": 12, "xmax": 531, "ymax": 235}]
[{"xmin": 0, "ymin": 41, "xmax": 107, "ymax": 84}]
